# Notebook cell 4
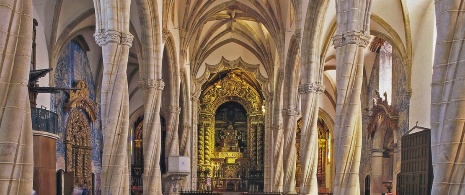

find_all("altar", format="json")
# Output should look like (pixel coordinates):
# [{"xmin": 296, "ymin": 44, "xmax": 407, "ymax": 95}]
[{"xmin": 213, "ymin": 177, "xmax": 246, "ymax": 191}]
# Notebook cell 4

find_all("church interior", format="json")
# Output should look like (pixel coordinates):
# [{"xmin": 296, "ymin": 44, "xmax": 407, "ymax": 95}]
[{"xmin": 1, "ymin": 0, "xmax": 462, "ymax": 195}]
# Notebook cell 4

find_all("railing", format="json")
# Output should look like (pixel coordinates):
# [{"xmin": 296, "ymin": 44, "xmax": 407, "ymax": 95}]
[
  {"xmin": 31, "ymin": 106, "xmax": 57, "ymax": 134},
  {"xmin": 180, "ymin": 190, "xmax": 222, "ymax": 195},
  {"xmin": 241, "ymin": 192, "xmax": 281, "ymax": 195},
  {"xmin": 180, "ymin": 191, "xmax": 332, "ymax": 195}
]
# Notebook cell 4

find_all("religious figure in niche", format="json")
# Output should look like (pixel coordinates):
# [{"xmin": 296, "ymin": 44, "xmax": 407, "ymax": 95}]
[{"xmin": 219, "ymin": 123, "xmax": 240, "ymax": 152}]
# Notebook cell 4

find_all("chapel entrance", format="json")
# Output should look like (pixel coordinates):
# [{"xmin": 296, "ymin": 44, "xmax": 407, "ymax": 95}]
[{"xmin": 198, "ymin": 70, "xmax": 264, "ymax": 192}]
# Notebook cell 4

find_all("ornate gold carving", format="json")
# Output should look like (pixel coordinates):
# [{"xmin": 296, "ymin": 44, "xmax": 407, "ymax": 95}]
[
  {"xmin": 65, "ymin": 110, "xmax": 92, "ymax": 193},
  {"xmin": 197, "ymin": 70, "xmax": 265, "ymax": 189},
  {"xmin": 64, "ymin": 80, "xmax": 97, "ymax": 194},
  {"xmin": 200, "ymin": 72, "xmax": 262, "ymax": 114},
  {"xmin": 65, "ymin": 80, "xmax": 98, "ymax": 122}
]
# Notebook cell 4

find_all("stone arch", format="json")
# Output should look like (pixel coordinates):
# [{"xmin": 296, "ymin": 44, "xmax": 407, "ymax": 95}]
[
  {"xmin": 135, "ymin": 0, "xmax": 163, "ymax": 81},
  {"xmin": 319, "ymin": 15, "xmax": 411, "ymax": 94},
  {"xmin": 300, "ymin": 0, "xmax": 330, "ymax": 84}
]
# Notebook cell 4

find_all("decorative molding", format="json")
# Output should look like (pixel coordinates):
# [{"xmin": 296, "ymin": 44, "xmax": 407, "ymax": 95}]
[
  {"xmin": 65, "ymin": 80, "xmax": 98, "ymax": 122},
  {"xmin": 32, "ymin": 130, "xmax": 60, "ymax": 140},
  {"xmin": 195, "ymin": 57, "xmax": 269, "ymax": 89},
  {"xmin": 332, "ymin": 31, "xmax": 371, "ymax": 48},
  {"xmin": 94, "ymin": 29, "xmax": 134, "ymax": 47},
  {"xmin": 200, "ymin": 72, "xmax": 262, "ymax": 114},
  {"xmin": 282, "ymin": 108, "xmax": 300, "ymax": 116},
  {"xmin": 162, "ymin": 106, "xmax": 181, "ymax": 114},
  {"xmin": 162, "ymin": 28, "xmax": 171, "ymax": 42},
  {"xmin": 367, "ymin": 90, "xmax": 399, "ymax": 138},
  {"xmin": 298, "ymin": 82, "xmax": 325, "ymax": 94},
  {"xmin": 138, "ymin": 79, "xmax": 165, "ymax": 90}
]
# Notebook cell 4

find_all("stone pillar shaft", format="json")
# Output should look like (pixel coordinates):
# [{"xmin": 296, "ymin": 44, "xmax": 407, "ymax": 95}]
[
  {"xmin": 272, "ymin": 80, "xmax": 284, "ymax": 192},
  {"xmin": 191, "ymin": 97, "xmax": 200, "ymax": 190},
  {"xmin": 332, "ymin": 41, "xmax": 367, "ymax": 194},
  {"xmin": 94, "ymin": 0, "xmax": 133, "ymax": 194},
  {"xmin": 164, "ymin": 105, "xmax": 180, "ymax": 159},
  {"xmin": 431, "ymin": 0, "xmax": 465, "ymax": 194},
  {"xmin": 99, "ymin": 39, "xmax": 132, "ymax": 195},
  {"xmin": 332, "ymin": 1, "xmax": 371, "ymax": 194},
  {"xmin": 140, "ymin": 80, "xmax": 164, "ymax": 195},
  {"xmin": 264, "ymin": 98, "xmax": 273, "ymax": 192},
  {"xmin": 0, "ymin": 0, "xmax": 34, "ymax": 194},
  {"xmin": 282, "ymin": 109, "xmax": 299, "ymax": 194},
  {"xmin": 298, "ymin": 83, "xmax": 325, "ymax": 195}
]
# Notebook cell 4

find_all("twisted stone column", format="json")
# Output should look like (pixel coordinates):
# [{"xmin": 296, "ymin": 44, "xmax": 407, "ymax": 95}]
[
  {"xmin": 164, "ymin": 106, "xmax": 180, "ymax": 160},
  {"xmin": 298, "ymin": 83, "xmax": 325, "ymax": 195},
  {"xmin": 332, "ymin": 31, "xmax": 370, "ymax": 194},
  {"xmin": 298, "ymin": 1, "xmax": 329, "ymax": 194},
  {"xmin": 191, "ymin": 96, "xmax": 200, "ymax": 189},
  {"xmin": 282, "ymin": 108, "xmax": 299, "ymax": 194},
  {"xmin": 431, "ymin": 0, "xmax": 465, "ymax": 194},
  {"xmin": 332, "ymin": 1, "xmax": 371, "ymax": 194},
  {"xmin": 93, "ymin": 0, "xmax": 133, "ymax": 193},
  {"xmin": 0, "ymin": 0, "xmax": 34, "ymax": 194},
  {"xmin": 272, "ymin": 71, "xmax": 285, "ymax": 192},
  {"xmin": 139, "ymin": 79, "xmax": 164, "ymax": 195},
  {"xmin": 95, "ymin": 30, "xmax": 133, "ymax": 195}
]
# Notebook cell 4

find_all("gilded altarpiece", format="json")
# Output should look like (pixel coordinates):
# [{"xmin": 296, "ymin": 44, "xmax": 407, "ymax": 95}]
[
  {"xmin": 296, "ymin": 117, "xmax": 330, "ymax": 191},
  {"xmin": 198, "ymin": 72, "xmax": 264, "ymax": 191},
  {"xmin": 64, "ymin": 81, "xmax": 98, "ymax": 193}
]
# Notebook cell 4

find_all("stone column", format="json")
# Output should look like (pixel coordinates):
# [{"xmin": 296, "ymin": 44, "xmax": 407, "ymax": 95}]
[
  {"xmin": 164, "ymin": 106, "xmax": 180, "ymax": 161},
  {"xmin": 272, "ymin": 70, "xmax": 284, "ymax": 192},
  {"xmin": 191, "ymin": 96, "xmax": 200, "ymax": 190},
  {"xmin": 298, "ymin": 83, "xmax": 325, "ymax": 195},
  {"xmin": 93, "ymin": 0, "xmax": 133, "ymax": 194},
  {"xmin": 282, "ymin": 108, "xmax": 299, "ymax": 194},
  {"xmin": 163, "ymin": 105, "xmax": 182, "ymax": 195},
  {"xmin": 431, "ymin": 0, "xmax": 465, "ymax": 194},
  {"xmin": 332, "ymin": 1, "xmax": 372, "ymax": 194},
  {"xmin": 370, "ymin": 150, "xmax": 385, "ymax": 195},
  {"xmin": 263, "ymin": 97, "xmax": 273, "ymax": 192},
  {"xmin": 298, "ymin": 1, "xmax": 329, "ymax": 194},
  {"xmin": 139, "ymin": 79, "xmax": 164, "ymax": 195},
  {"xmin": 95, "ymin": 29, "xmax": 133, "ymax": 194},
  {"xmin": 0, "ymin": 0, "xmax": 34, "ymax": 194}
]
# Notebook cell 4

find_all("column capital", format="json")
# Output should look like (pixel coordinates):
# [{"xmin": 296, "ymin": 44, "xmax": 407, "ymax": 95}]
[
  {"xmin": 138, "ymin": 79, "xmax": 165, "ymax": 90},
  {"xmin": 163, "ymin": 106, "xmax": 181, "ymax": 114},
  {"xmin": 332, "ymin": 31, "xmax": 370, "ymax": 48},
  {"xmin": 282, "ymin": 108, "xmax": 300, "ymax": 116},
  {"xmin": 94, "ymin": 29, "xmax": 134, "ymax": 47},
  {"xmin": 298, "ymin": 82, "xmax": 325, "ymax": 94}
]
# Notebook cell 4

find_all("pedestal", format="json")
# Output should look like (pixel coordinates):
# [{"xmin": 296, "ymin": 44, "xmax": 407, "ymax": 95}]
[{"xmin": 165, "ymin": 156, "xmax": 191, "ymax": 195}]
